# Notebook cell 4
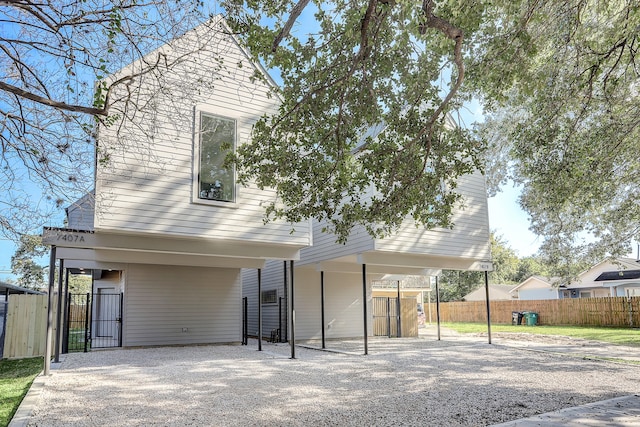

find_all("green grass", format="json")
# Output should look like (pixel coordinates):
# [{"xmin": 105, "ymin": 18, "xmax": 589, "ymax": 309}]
[
  {"xmin": 443, "ymin": 323, "xmax": 640, "ymax": 347},
  {"xmin": 0, "ymin": 357, "xmax": 43, "ymax": 427}
]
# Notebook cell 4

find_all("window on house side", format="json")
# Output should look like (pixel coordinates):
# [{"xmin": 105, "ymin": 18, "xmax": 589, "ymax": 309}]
[
  {"xmin": 261, "ymin": 289, "xmax": 277, "ymax": 304},
  {"xmin": 198, "ymin": 113, "xmax": 235, "ymax": 203}
]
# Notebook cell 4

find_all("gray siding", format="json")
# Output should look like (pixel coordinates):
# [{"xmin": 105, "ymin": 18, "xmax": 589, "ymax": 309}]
[
  {"xmin": 298, "ymin": 170, "xmax": 490, "ymax": 266},
  {"xmin": 374, "ymin": 170, "xmax": 491, "ymax": 260},
  {"xmin": 242, "ymin": 264, "xmax": 373, "ymax": 340},
  {"xmin": 124, "ymin": 264, "xmax": 241, "ymax": 346},
  {"xmin": 241, "ymin": 260, "xmax": 287, "ymax": 338},
  {"xmin": 298, "ymin": 223, "xmax": 374, "ymax": 266},
  {"xmin": 66, "ymin": 193, "xmax": 95, "ymax": 231},
  {"xmin": 294, "ymin": 270, "xmax": 372, "ymax": 340},
  {"xmin": 95, "ymin": 18, "xmax": 310, "ymax": 247}
]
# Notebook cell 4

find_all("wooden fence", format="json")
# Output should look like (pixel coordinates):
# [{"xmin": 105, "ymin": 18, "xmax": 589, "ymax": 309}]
[
  {"xmin": 372, "ymin": 298, "xmax": 418, "ymax": 337},
  {"xmin": 3, "ymin": 294, "xmax": 57, "ymax": 359},
  {"xmin": 428, "ymin": 296, "xmax": 640, "ymax": 327}
]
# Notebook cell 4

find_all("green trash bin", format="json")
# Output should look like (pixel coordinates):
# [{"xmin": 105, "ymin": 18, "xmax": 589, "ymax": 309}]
[{"xmin": 525, "ymin": 312, "xmax": 538, "ymax": 326}]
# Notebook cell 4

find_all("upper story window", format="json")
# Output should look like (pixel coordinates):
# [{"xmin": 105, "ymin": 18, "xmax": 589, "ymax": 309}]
[{"xmin": 197, "ymin": 112, "xmax": 235, "ymax": 203}]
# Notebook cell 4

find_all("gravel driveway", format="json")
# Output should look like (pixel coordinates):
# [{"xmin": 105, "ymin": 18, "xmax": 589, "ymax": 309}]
[{"xmin": 26, "ymin": 335, "xmax": 640, "ymax": 426}]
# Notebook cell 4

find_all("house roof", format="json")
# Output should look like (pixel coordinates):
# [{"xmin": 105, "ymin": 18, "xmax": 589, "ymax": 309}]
[
  {"xmin": 510, "ymin": 276, "xmax": 559, "ymax": 293},
  {"xmin": 595, "ymin": 270, "xmax": 640, "ymax": 281},
  {"xmin": 566, "ymin": 257, "xmax": 640, "ymax": 289},
  {"xmin": 463, "ymin": 284, "xmax": 517, "ymax": 301},
  {"xmin": 0, "ymin": 281, "xmax": 45, "ymax": 295}
]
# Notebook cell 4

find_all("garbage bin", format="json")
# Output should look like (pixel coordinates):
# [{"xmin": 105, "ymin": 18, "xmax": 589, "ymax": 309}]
[
  {"xmin": 511, "ymin": 311, "xmax": 523, "ymax": 325},
  {"xmin": 524, "ymin": 312, "xmax": 538, "ymax": 326}
]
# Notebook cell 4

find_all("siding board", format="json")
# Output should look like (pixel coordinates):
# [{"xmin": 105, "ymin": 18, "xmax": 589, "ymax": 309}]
[
  {"xmin": 374, "ymin": 170, "xmax": 491, "ymax": 260},
  {"xmin": 242, "ymin": 260, "xmax": 286, "ymax": 338},
  {"xmin": 95, "ymin": 18, "xmax": 310, "ymax": 247},
  {"xmin": 124, "ymin": 264, "xmax": 241, "ymax": 346}
]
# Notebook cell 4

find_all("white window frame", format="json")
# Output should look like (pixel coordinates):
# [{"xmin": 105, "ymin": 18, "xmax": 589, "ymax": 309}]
[{"xmin": 192, "ymin": 109, "xmax": 238, "ymax": 207}]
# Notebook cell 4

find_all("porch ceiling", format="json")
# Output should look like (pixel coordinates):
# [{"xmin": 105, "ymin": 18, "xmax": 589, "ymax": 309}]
[
  {"xmin": 306, "ymin": 250, "xmax": 491, "ymax": 274},
  {"xmin": 56, "ymin": 247, "xmax": 266, "ymax": 269}
]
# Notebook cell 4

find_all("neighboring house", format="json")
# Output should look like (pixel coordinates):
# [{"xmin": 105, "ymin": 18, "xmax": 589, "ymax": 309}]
[
  {"xmin": 565, "ymin": 258, "xmax": 640, "ymax": 298},
  {"xmin": 44, "ymin": 16, "xmax": 312, "ymax": 349},
  {"xmin": 510, "ymin": 276, "xmax": 562, "ymax": 300},
  {"xmin": 463, "ymin": 284, "xmax": 517, "ymax": 301},
  {"xmin": 511, "ymin": 259, "xmax": 640, "ymax": 301}
]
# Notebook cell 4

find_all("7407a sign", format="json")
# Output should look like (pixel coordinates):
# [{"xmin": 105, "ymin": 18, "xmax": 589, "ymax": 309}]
[{"xmin": 42, "ymin": 229, "xmax": 93, "ymax": 247}]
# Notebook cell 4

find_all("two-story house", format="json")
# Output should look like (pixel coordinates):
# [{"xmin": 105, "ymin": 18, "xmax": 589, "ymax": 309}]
[
  {"xmin": 45, "ymin": 15, "xmax": 492, "ymax": 357},
  {"xmin": 44, "ymin": 16, "xmax": 312, "ymax": 350}
]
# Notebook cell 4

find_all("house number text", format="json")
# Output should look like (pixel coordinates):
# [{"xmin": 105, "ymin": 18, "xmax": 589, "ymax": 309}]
[{"xmin": 56, "ymin": 233, "xmax": 85, "ymax": 242}]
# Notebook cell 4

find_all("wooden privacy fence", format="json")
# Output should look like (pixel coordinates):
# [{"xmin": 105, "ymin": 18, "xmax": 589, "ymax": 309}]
[
  {"xmin": 428, "ymin": 296, "xmax": 640, "ymax": 327},
  {"xmin": 3, "ymin": 294, "xmax": 57, "ymax": 359}
]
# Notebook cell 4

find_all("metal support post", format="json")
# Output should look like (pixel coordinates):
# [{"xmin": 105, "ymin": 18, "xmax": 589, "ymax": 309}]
[
  {"xmin": 396, "ymin": 280, "xmax": 401, "ymax": 337},
  {"xmin": 435, "ymin": 275, "xmax": 441, "ymax": 341},
  {"xmin": 320, "ymin": 271, "xmax": 326, "ymax": 349},
  {"xmin": 362, "ymin": 263, "xmax": 368, "ymax": 355},
  {"xmin": 485, "ymin": 270, "xmax": 492, "ymax": 344},
  {"xmin": 44, "ymin": 246, "xmax": 56, "ymax": 376},
  {"xmin": 290, "ymin": 260, "xmax": 296, "ymax": 359},
  {"xmin": 54, "ymin": 259, "xmax": 64, "ymax": 363},
  {"xmin": 283, "ymin": 262, "xmax": 288, "ymax": 343},
  {"xmin": 62, "ymin": 269, "xmax": 70, "ymax": 354},
  {"xmin": 258, "ymin": 268, "xmax": 262, "ymax": 351}
]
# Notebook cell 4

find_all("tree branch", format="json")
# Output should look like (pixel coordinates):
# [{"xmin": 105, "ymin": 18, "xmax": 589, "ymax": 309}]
[
  {"xmin": 271, "ymin": 0, "xmax": 312, "ymax": 52},
  {"xmin": 0, "ymin": 81, "xmax": 108, "ymax": 116},
  {"xmin": 414, "ymin": 0, "xmax": 464, "ymax": 144}
]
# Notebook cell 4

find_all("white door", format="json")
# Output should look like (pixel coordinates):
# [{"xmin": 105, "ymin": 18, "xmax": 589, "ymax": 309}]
[{"xmin": 96, "ymin": 287, "xmax": 117, "ymax": 337}]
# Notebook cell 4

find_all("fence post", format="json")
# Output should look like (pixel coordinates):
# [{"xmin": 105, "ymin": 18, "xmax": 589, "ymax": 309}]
[{"xmin": 84, "ymin": 293, "xmax": 91, "ymax": 353}]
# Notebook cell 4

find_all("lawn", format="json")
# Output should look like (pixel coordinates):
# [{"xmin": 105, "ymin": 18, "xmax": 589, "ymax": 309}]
[
  {"xmin": 444, "ymin": 323, "xmax": 640, "ymax": 347},
  {"xmin": 0, "ymin": 357, "xmax": 43, "ymax": 427}
]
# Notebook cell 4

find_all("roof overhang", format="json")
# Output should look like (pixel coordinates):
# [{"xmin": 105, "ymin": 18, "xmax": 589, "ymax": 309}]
[{"xmin": 43, "ymin": 227, "xmax": 302, "ymax": 269}]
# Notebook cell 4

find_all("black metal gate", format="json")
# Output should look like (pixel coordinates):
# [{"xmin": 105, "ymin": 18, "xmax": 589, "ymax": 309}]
[
  {"xmin": 373, "ymin": 297, "xmax": 400, "ymax": 337},
  {"xmin": 65, "ymin": 292, "xmax": 122, "ymax": 352}
]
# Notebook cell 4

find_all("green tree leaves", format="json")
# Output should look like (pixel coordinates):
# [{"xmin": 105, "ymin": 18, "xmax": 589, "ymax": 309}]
[
  {"xmin": 10, "ymin": 235, "xmax": 48, "ymax": 290},
  {"xmin": 226, "ymin": 0, "xmax": 639, "ymax": 265}
]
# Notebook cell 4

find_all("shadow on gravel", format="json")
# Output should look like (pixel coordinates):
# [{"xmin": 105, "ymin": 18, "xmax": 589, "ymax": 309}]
[{"xmin": 27, "ymin": 339, "xmax": 640, "ymax": 427}]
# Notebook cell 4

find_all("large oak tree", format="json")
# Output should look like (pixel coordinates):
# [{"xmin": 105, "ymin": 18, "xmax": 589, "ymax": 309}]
[
  {"xmin": 2, "ymin": 0, "xmax": 638, "ymax": 274},
  {"xmin": 224, "ymin": 0, "xmax": 639, "ymax": 271}
]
